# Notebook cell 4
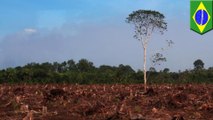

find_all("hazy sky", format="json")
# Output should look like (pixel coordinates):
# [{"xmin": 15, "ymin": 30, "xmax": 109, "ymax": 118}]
[{"xmin": 0, "ymin": 0, "xmax": 212, "ymax": 71}]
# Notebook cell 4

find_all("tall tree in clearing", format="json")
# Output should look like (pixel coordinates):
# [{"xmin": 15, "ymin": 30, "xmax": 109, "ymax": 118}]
[{"xmin": 126, "ymin": 10, "xmax": 167, "ymax": 91}]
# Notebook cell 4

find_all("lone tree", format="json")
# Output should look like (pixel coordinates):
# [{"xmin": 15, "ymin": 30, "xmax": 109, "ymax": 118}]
[
  {"xmin": 126, "ymin": 10, "xmax": 167, "ymax": 91},
  {"xmin": 194, "ymin": 59, "xmax": 204, "ymax": 70}
]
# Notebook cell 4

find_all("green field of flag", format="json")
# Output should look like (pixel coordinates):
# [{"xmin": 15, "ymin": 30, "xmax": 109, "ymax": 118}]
[{"xmin": 190, "ymin": 0, "xmax": 213, "ymax": 34}]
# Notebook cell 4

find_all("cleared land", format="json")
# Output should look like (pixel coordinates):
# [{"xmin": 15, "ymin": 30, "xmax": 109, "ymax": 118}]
[{"xmin": 0, "ymin": 84, "xmax": 213, "ymax": 120}]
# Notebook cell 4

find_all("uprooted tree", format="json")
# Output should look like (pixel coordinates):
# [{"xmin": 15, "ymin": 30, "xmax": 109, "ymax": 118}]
[{"xmin": 126, "ymin": 10, "xmax": 167, "ymax": 91}]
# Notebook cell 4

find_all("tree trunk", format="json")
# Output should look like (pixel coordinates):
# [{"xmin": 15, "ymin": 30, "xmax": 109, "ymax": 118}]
[{"xmin": 143, "ymin": 46, "xmax": 147, "ymax": 92}]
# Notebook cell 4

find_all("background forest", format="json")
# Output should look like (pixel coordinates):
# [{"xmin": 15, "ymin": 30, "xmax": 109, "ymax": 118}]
[{"xmin": 0, "ymin": 58, "xmax": 212, "ymax": 84}]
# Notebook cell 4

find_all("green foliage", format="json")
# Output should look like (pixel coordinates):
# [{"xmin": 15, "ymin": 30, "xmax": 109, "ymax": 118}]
[
  {"xmin": 77, "ymin": 59, "xmax": 95, "ymax": 72},
  {"xmin": 194, "ymin": 59, "xmax": 204, "ymax": 70},
  {"xmin": 163, "ymin": 68, "xmax": 170, "ymax": 73},
  {"xmin": 0, "ymin": 58, "xmax": 213, "ymax": 84},
  {"xmin": 151, "ymin": 53, "xmax": 167, "ymax": 66},
  {"xmin": 126, "ymin": 10, "xmax": 167, "ymax": 37}
]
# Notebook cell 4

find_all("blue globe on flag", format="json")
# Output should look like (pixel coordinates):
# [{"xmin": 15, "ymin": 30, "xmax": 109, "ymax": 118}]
[{"xmin": 195, "ymin": 10, "xmax": 208, "ymax": 25}]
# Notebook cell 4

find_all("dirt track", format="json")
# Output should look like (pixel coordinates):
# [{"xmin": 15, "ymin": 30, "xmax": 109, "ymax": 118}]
[{"xmin": 0, "ymin": 84, "xmax": 213, "ymax": 120}]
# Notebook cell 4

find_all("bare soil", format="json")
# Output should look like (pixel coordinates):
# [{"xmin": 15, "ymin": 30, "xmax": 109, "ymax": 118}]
[{"xmin": 0, "ymin": 84, "xmax": 213, "ymax": 120}]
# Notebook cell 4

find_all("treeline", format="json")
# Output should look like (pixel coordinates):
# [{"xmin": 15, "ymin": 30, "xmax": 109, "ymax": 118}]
[{"xmin": 0, "ymin": 59, "xmax": 213, "ymax": 84}]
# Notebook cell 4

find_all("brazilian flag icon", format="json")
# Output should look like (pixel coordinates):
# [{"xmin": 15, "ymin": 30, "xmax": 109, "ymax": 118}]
[{"xmin": 190, "ymin": 0, "xmax": 213, "ymax": 34}]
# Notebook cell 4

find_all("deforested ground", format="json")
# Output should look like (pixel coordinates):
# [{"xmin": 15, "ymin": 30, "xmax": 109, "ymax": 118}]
[{"xmin": 0, "ymin": 84, "xmax": 213, "ymax": 120}]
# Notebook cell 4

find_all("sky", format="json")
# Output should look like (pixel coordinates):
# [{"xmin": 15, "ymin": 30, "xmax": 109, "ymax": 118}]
[{"xmin": 0, "ymin": 0, "xmax": 212, "ymax": 72}]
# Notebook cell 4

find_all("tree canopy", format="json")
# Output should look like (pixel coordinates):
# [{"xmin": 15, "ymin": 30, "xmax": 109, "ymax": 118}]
[
  {"xmin": 194, "ymin": 59, "xmax": 204, "ymax": 70},
  {"xmin": 126, "ymin": 10, "xmax": 167, "ymax": 41}
]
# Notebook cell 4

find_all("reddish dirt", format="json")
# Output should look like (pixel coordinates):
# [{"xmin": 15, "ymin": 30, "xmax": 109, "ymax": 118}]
[{"xmin": 0, "ymin": 84, "xmax": 213, "ymax": 120}]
